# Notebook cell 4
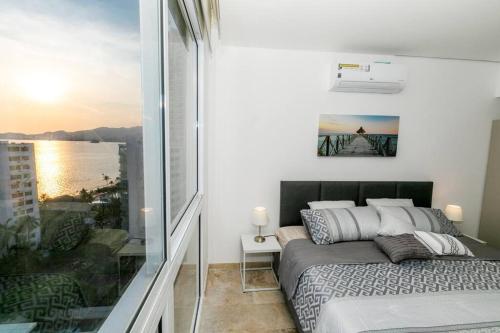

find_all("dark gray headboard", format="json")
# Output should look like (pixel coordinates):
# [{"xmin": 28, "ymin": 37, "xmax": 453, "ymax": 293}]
[{"xmin": 279, "ymin": 181, "xmax": 433, "ymax": 227}]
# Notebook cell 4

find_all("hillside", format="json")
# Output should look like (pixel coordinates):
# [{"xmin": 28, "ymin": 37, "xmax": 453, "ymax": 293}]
[{"xmin": 0, "ymin": 126, "xmax": 142, "ymax": 142}]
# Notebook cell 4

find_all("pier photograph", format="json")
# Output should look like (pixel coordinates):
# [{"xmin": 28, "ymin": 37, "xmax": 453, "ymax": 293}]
[{"xmin": 317, "ymin": 114, "xmax": 400, "ymax": 157}]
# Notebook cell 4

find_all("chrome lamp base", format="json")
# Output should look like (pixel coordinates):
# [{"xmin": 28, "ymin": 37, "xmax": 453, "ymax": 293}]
[
  {"xmin": 254, "ymin": 226, "xmax": 266, "ymax": 243},
  {"xmin": 254, "ymin": 235, "xmax": 266, "ymax": 243}
]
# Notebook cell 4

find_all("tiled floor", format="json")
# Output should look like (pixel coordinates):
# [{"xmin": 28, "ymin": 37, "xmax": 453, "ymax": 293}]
[{"xmin": 198, "ymin": 264, "xmax": 298, "ymax": 333}]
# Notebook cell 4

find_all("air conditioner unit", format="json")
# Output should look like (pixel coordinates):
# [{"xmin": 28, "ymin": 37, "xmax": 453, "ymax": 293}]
[{"xmin": 329, "ymin": 63, "xmax": 407, "ymax": 94}]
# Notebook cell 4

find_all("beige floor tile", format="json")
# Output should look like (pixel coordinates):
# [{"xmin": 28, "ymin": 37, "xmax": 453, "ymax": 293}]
[
  {"xmin": 199, "ymin": 266, "xmax": 297, "ymax": 333},
  {"xmin": 200, "ymin": 303, "xmax": 295, "ymax": 332}
]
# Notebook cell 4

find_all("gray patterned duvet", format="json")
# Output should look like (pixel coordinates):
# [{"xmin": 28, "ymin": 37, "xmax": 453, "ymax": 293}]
[{"xmin": 291, "ymin": 260, "xmax": 500, "ymax": 333}]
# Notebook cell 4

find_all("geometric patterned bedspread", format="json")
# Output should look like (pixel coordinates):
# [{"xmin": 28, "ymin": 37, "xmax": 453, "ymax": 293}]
[
  {"xmin": 292, "ymin": 260, "xmax": 500, "ymax": 333},
  {"xmin": 0, "ymin": 274, "xmax": 87, "ymax": 333}
]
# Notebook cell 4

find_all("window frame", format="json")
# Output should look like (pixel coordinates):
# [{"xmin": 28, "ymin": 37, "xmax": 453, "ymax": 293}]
[
  {"xmin": 167, "ymin": 0, "xmax": 200, "ymax": 234},
  {"xmin": 127, "ymin": 0, "xmax": 205, "ymax": 332},
  {"xmin": 98, "ymin": 0, "xmax": 169, "ymax": 331}
]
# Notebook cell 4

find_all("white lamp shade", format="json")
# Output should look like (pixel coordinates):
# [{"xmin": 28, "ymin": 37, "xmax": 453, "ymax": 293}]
[
  {"xmin": 445, "ymin": 205, "xmax": 463, "ymax": 222},
  {"xmin": 252, "ymin": 207, "xmax": 269, "ymax": 226}
]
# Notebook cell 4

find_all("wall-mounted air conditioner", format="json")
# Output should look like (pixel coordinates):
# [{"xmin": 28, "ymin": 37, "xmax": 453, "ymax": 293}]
[{"xmin": 329, "ymin": 62, "xmax": 407, "ymax": 94}]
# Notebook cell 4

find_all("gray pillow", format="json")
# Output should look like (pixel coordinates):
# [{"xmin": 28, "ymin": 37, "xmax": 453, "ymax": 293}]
[
  {"xmin": 374, "ymin": 234, "xmax": 433, "ymax": 263},
  {"xmin": 375, "ymin": 206, "xmax": 441, "ymax": 233},
  {"xmin": 430, "ymin": 208, "xmax": 462, "ymax": 237},
  {"xmin": 301, "ymin": 207, "xmax": 380, "ymax": 245}
]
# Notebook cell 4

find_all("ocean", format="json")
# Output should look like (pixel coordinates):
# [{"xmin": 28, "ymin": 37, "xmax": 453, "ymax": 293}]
[{"xmin": 12, "ymin": 140, "xmax": 121, "ymax": 199}]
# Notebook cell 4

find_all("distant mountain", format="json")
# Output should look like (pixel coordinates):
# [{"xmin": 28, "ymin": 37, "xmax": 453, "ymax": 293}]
[{"xmin": 0, "ymin": 126, "xmax": 142, "ymax": 142}]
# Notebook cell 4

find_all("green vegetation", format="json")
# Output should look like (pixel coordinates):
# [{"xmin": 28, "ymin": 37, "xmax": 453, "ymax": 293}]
[{"xmin": 0, "ymin": 178, "xmax": 133, "ymax": 311}]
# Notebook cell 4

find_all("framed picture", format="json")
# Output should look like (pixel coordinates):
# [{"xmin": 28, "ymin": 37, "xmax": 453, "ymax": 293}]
[{"xmin": 317, "ymin": 114, "xmax": 400, "ymax": 157}]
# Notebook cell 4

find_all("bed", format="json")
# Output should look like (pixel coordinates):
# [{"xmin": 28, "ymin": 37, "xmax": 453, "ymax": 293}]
[{"xmin": 278, "ymin": 181, "xmax": 500, "ymax": 333}]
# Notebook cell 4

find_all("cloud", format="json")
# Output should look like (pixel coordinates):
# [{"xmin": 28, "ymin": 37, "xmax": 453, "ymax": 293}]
[{"xmin": 0, "ymin": 1, "xmax": 142, "ymax": 133}]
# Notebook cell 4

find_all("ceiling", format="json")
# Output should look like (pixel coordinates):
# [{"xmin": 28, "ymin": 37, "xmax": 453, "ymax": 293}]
[{"xmin": 219, "ymin": 0, "xmax": 500, "ymax": 62}]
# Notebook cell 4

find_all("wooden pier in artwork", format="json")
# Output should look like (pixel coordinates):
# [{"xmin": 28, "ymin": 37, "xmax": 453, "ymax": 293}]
[{"xmin": 318, "ymin": 134, "xmax": 397, "ymax": 157}]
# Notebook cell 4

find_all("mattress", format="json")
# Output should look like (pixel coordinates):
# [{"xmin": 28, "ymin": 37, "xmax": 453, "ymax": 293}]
[{"xmin": 280, "ymin": 238, "xmax": 500, "ymax": 333}]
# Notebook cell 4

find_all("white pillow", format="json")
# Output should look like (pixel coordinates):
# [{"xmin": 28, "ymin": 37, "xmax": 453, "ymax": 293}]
[
  {"xmin": 378, "ymin": 208, "xmax": 417, "ymax": 236},
  {"xmin": 414, "ymin": 231, "xmax": 474, "ymax": 257},
  {"xmin": 366, "ymin": 198, "xmax": 414, "ymax": 212},
  {"xmin": 307, "ymin": 200, "xmax": 356, "ymax": 209}
]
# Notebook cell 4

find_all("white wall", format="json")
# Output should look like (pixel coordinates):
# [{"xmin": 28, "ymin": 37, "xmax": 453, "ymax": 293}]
[
  {"xmin": 207, "ymin": 45, "xmax": 500, "ymax": 263},
  {"xmin": 200, "ymin": 27, "xmax": 217, "ymax": 292}
]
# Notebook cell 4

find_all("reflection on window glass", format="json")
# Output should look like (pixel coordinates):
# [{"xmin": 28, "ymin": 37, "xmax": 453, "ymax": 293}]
[
  {"xmin": 168, "ymin": 0, "xmax": 198, "ymax": 228},
  {"xmin": 0, "ymin": 1, "xmax": 162, "ymax": 332},
  {"xmin": 174, "ymin": 224, "xmax": 199, "ymax": 333}
]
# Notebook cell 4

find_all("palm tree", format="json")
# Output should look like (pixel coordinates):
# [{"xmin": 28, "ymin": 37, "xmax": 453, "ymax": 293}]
[
  {"xmin": 0, "ymin": 219, "xmax": 16, "ymax": 256},
  {"xmin": 102, "ymin": 174, "xmax": 110, "ymax": 185},
  {"xmin": 79, "ymin": 188, "xmax": 94, "ymax": 203},
  {"xmin": 14, "ymin": 215, "xmax": 40, "ymax": 249}
]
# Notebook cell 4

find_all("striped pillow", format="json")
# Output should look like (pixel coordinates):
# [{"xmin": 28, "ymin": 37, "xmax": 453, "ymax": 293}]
[
  {"xmin": 414, "ymin": 231, "xmax": 474, "ymax": 256},
  {"xmin": 374, "ymin": 234, "xmax": 433, "ymax": 263},
  {"xmin": 300, "ymin": 207, "xmax": 380, "ymax": 245},
  {"xmin": 377, "ymin": 206, "xmax": 441, "ymax": 233}
]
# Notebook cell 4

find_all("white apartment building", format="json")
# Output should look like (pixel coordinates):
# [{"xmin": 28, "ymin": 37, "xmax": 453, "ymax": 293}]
[
  {"xmin": 0, "ymin": 141, "xmax": 41, "ymax": 249},
  {"xmin": 119, "ymin": 137, "xmax": 145, "ymax": 240}
]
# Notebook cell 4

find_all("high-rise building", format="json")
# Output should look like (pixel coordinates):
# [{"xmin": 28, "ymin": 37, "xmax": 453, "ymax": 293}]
[
  {"xmin": 0, "ymin": 141, "xmax": 41, "ymax": 250},
  {"xmin": 118, "ymin": 137, "xmax": 145, "ymax": 240}
]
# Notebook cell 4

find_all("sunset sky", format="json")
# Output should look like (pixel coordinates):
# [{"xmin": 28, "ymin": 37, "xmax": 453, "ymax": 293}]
[
  {"xmin": 319, "ymin": 114, "xmax": 400, "ymax": 135},
  {"xmin": 0, "ymin": 0, "xmax": 142, "ymax": 134}
]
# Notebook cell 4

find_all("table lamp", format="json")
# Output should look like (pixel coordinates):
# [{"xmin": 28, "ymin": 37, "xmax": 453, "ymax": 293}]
[
  {"xmin": 252, "ymin": 206, "xmax": 269, "ymax": 243},
  {"xmin": 445, "ymin": 204, "xmax": 463, "ymax": 223}
]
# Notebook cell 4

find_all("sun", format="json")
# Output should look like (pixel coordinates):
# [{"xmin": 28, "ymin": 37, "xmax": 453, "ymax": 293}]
[{"xmin": 17, "ymin": 71, "xmax": 68, "ymax": 103}]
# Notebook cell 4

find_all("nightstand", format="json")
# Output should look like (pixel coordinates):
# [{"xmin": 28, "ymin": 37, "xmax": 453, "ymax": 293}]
[{"xmin": 240, "ymin": 234, "xmax": 282, "ymax": 292}]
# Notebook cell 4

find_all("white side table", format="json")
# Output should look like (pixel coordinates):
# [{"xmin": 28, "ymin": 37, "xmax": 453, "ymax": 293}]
[{"xmin": 240, "ymin": 234, "xmax": 282, "ymax": 292}]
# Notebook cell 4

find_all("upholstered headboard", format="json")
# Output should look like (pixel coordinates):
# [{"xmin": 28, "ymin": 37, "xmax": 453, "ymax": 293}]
[{"xmin": 279, "ymin": 181, "xmax": 433, "ymax": 227}]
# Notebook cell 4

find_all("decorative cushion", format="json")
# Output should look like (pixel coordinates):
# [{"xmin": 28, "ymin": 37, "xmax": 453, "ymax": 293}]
[
  {"xmin": 378, "ymin": 209, "xmax": 417, "ymax": 236},
  {"xmin": 307, "ymin": 200, "xmax": 355, "ymax": 209},
  {"xmin": 51, "ymin": 214, "xmax": 88, "ymax": 252},
  {"xmin": 414, "ymin": 231, "xmax": 474, "ymax": 257},
  {"xmin": 300, "ymin": 207, "xmax": 380, "ymax": 245},
  {"xmin": 374, "ymin": 234, "xmax": 433, "ymax": 263},
  {"xmin": 366, "ymin": 198, "xmax": 414, "ymax": 212},
  {"xmin": 431, "ymin": 208, "xmax": 463, "ymax": 236},
  {"xmin": 0, "ymin": 274, "xmax": 86, "ymax": 332},
  {"xmin": 275, "ymin": 226, "xmax": 310, "ymax": 248},
  {"xmin": 376, "ymin": 206, "xmax": 441, "ymax": 236}
]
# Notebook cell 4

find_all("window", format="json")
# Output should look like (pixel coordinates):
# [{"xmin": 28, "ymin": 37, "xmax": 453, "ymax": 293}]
[
  {"xmin": 0, "ymin": 1, "xmax": 165, "ymax": 332},
  {"xmin": 168, "ymin": 0, "xmax": 198, "ymax": 230},
  {"xmin": 173, "ymin": 222, "xmax": 200, "ymax": 333}
]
